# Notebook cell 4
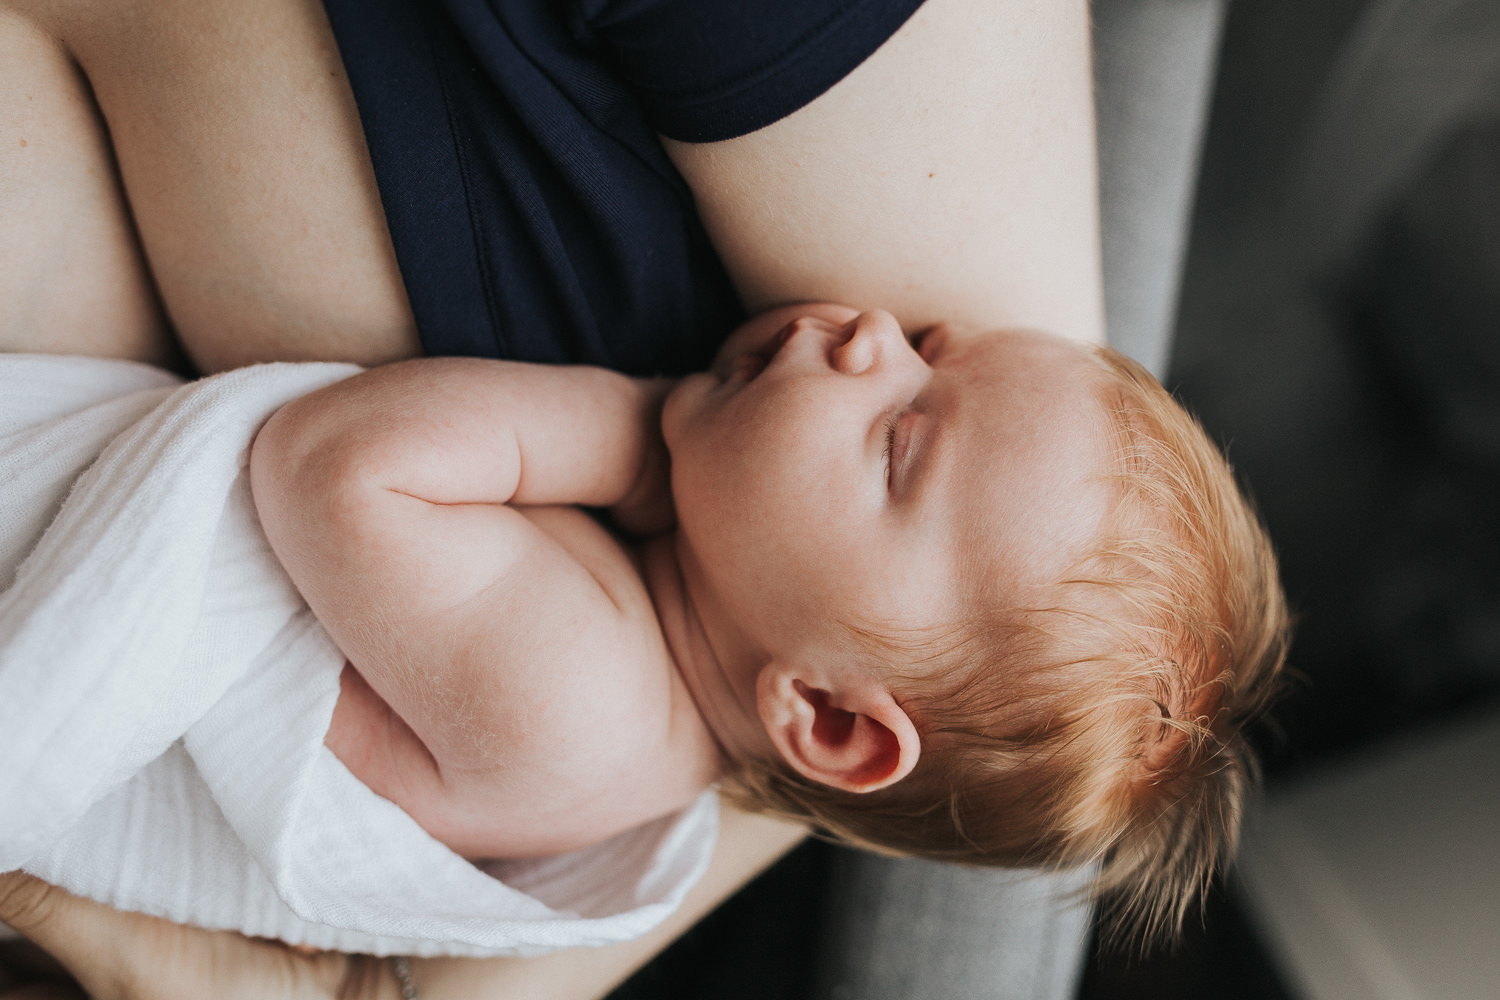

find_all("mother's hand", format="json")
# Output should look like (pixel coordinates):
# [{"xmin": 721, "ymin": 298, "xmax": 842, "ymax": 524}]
[
  {"xmin": 0, "ymin": 807, "xmax": 806, "ymax": 1000},
  {"xmin": 0, "ymin": 870, "xmax": 391, "ymax": 1000}
]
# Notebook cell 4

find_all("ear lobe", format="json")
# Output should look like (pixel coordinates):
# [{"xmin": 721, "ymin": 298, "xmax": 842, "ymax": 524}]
[{"xmin": 757, "ymin": 668, "xmax": 920, "ymax": 794}]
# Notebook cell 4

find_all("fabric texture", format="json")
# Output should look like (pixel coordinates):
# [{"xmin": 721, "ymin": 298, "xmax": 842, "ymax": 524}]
[
  {"xmin": 320, "ymin": 0, "xmax": 923, "ymax": 373},
  {"xmin": 814, "ymin": 855, "xmax": 1096, "ymax": 1000},
  {"xmin": 1094, "ymin": 0, "xmax": 1227, "ymax": 379},
  {"xmin": 0, "ymin": 354, "xmax": 717, "ymax": 957}
]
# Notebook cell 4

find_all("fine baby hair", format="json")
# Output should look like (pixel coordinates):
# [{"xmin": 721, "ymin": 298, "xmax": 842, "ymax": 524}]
[{"xmin": 720, "ymin": 343, "xmax": 1289, "ymax": 948}]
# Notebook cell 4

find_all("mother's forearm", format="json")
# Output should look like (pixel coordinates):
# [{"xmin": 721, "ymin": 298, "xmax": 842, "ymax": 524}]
[
  {"xmin": 0, "ymin": 806, "xmax": 806, "ymax": 1000},
  {"xmin": 27, "ymin": 0, "xmax": 420, "ymax": 373},
  {"xmin": 409, "ymin": 806, "xmax": 807, "ymax": 1000}
]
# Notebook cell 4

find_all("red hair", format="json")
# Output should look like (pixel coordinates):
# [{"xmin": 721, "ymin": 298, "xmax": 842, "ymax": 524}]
[{"xmin": 723, "ymin": 343, "xmax": 1289, "ymax": 948}]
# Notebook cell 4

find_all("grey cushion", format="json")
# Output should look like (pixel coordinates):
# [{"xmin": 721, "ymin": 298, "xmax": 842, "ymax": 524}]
[{"xmin": 1096, "ymin": 0, "xmax": 1228, "ymax": 378}]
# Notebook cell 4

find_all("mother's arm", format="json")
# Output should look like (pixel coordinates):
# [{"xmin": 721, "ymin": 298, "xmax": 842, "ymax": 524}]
[
  {"xmin": 0, "ymin": 808, "xmax": 805, "ymax": 1000},
  {"xmin": 19, "ymin": 0, "xmax": 1099, "ymax": 373},
  {"xmin": 16, "ymin": 0, "xmax": 420, "ymax": 374},
  {"xmin": 666, "ymin": 0, "xmax": 1105, "ymax": 346},
  {"xmin": 404, "ymin": 810, "xmax": 805, "ymax": 999}
]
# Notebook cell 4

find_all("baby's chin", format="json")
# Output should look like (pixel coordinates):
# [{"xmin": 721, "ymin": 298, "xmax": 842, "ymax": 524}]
[{"xmin": 660, "ymin": 370, "xmax": 717, "ymax": 451}]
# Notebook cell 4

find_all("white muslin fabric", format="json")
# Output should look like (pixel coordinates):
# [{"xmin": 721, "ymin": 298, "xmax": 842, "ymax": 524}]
[{"xmin": 0, "ymin": 354, "xmax": 717, "ymax": 957}]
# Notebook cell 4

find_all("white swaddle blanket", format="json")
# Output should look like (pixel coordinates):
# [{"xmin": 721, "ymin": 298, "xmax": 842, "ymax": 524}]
[{"xmin": 0, "ymin": 354, "xmax": 716, "ymax": 957}]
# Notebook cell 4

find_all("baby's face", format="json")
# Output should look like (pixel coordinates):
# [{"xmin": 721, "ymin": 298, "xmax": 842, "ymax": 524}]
[{"xmin": 662, "ymin": 304, "xmax": 1113, "ymax": 670}]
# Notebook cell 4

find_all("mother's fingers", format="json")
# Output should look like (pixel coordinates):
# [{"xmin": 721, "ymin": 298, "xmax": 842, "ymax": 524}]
[
  {"xmin": 0, "ymin": 872, "xmax": 86, "ymax": 1000},
  {"xmin": 0, "ymin": 871, "xmax": 371, "ymax": 1000},
  {"xmin": 0, "ymin": 872, "xmax": 56, "ymax": 937}
]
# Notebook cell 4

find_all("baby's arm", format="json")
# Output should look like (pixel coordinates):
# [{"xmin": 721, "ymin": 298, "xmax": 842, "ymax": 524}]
[
  {"xmin": 253, "ymin": 358, "xmax": 669, "ymax": 518},
  {"xmin": 249, "ymin": 359, "xmax": 680, "ymax": 856}
]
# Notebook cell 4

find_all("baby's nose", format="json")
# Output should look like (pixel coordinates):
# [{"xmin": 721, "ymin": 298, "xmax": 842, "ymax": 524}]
[{"xmin": 830, "ymin": 310, "xmax": 904, "ymax": 374}]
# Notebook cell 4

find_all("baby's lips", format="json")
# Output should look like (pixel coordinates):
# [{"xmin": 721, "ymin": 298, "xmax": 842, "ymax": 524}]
[
  {"xmin": 758, "ymin": 322, "xmax": 797, "ymax": 364},
  {"xmin": 726, "ymin": 351, "xmax": 763, "ymax": 381},
  {"xmin": 710, "ymin": 329, "xmax": 758, "ymax": 380},
  {"xmin": 717, "ymin": 321, "xmax": 796, "ymax": 382}
]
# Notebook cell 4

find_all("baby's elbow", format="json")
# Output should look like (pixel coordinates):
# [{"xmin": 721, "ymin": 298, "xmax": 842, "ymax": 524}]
[
  {"xmin": 250, "ymin": 399, "xmax": 363, "ymax": 540},
  {"xmin": 249, "ymin": 404, "xmax": 296, "ymax": 518},
  {"xmin": 251, "ymin": 402, "xmax": 321, "ymax": 514}
]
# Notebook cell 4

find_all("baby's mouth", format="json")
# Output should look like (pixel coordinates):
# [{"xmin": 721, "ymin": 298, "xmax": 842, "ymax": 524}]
[{"xmin": 723, "ymin": 323, "xmax": 795, "ymax": 382}]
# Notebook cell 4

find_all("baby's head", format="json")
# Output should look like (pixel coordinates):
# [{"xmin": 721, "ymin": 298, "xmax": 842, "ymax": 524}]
[{"xmin": 661, "ymin": 304, "xmax": 1288, "ymax": 946}]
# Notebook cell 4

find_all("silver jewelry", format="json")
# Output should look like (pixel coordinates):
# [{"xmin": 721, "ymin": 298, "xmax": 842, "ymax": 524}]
[{"xmin": 391, "ymin": 956, "xmax": 420, "ymax": 1000}]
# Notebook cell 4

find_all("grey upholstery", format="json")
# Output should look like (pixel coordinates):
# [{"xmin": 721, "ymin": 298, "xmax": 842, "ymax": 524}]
[
  {"xmin": 1096, "ymin": 0, "xmax": 1228, "ymax": 378},
  {"xmin": 1287, "ymin": 0, "xmax": 1500, "ymax": 276},
  {"xmin": 814, "ymin": 855, "xmax": 1097, "ymax": 1000},
  {"xmin": 810, "ymin": 2, "xmax": 1228, "ymax": 997}
]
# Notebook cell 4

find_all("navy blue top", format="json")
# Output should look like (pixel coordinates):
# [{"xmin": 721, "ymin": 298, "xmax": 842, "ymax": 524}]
[{"xmin": 322, "ymin": 0, "xmax": 925, "ymax": 375}]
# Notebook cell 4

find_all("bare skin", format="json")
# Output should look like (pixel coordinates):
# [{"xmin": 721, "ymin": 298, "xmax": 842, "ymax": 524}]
[
  {"xmin": 664, "ymin": 0, "xmax": 1105, "ymax": 346},
  {"xmin": 245, "ymin": 308, "xmax": 1109, "ymax": 862},
  {"xmin": 0, "ymin": 0, "xmax": 1104, "ymax": 994},
  {"xmin": 2, "ymin": 0, "xmax": 417, "ymax": 371},
  {"xmin": 0, "ymin": 0, "xmax": 1100, "ymax": 371},
  {"xmin": 0, "ymin": 9, "xmax": 169, "ymax": 367}
]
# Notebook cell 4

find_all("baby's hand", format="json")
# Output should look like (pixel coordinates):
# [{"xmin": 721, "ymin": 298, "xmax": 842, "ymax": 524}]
[{"xmin": 608, "ymin": 377, "xmax": 676, "ymax": 537}]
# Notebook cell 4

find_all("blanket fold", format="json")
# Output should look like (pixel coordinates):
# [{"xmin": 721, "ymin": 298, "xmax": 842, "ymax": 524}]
[{"xmin": 0, "ymin": 355, "xmax": 716, "ymax": 956}]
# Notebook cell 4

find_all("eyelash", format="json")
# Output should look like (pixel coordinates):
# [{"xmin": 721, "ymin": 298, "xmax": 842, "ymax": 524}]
[{"xmin": 882, "ymin": 412, "xmax": 901, "ymax": 488}]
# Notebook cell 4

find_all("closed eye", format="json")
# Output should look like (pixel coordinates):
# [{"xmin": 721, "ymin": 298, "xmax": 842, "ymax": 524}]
[{"xmin": 882, "ymin": 411, "xmax": 902, "ymax": 490}]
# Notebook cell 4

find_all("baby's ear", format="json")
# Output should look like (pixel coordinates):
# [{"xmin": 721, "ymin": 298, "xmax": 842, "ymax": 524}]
[{"xmin": 756, "ymin": 663, "xmax": 919, "ymax": 793}]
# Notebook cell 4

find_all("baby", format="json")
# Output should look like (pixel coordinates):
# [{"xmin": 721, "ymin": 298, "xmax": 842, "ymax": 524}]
[{"xmin": 249, "ymin": 302, "xmax": 1289, "ymax": 946}]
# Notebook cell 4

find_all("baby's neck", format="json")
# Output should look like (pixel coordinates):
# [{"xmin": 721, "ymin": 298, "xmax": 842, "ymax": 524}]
[{"xmin": 639, "ymin": 533, "xmax": 769, "ymax": 771}]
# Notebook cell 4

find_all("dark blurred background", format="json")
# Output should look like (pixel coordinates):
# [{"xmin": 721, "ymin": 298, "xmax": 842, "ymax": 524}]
[
  {"xmin": 1085, "ymin": 0, "xmax": 1500, "ymax": 994},
  {"xmin": 1161, "ymin": 0, "xmax": 1500, "ymax": 780},
  {"xmin": 615, "ymin": 1, "xmax": 1500, "ymax": 996}
]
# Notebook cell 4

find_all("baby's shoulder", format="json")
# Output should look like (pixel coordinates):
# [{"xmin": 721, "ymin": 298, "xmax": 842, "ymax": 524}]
[
  {"xmin": 514, "ymin": 504, "xmax": 657, "ymax": 623},
  {"xmin": 338, "ymin": 504, "xmax": 711, "ymax": 857},
  {"xmin": 433, "ymin": 507, "xmax": 713, "ymax": 854},
  {"xmin": 455, "ymin": 504, "xmax": 671, "ymax": 743}
]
